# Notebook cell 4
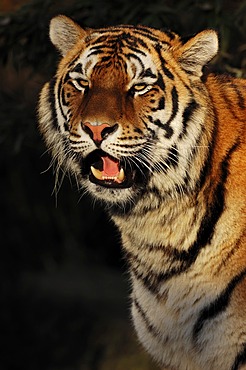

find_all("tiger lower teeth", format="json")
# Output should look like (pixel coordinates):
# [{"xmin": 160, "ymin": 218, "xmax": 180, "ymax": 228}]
[{"xmin": 90, "ymin": 166, "xmax": 125, "ymax": 182}]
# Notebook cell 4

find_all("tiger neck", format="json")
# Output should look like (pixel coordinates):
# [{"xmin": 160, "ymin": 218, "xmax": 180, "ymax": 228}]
[
  {"xmin": 109, "ymin": 100, "xmax": 218, "ymax": 284},
  {"xmin": 111, "ymin": 191, "xmax": 200, "ymax": 253},
  {"xmin": 110, "ymin": 165, "xmax": 220, "ymax": 291}
]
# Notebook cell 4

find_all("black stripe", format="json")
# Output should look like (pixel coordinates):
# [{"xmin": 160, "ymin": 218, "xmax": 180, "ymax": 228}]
[
  {"xmin": 231, "ymin": 83, "xmax": 246, "ymax": 110},
  {"xmin": 193, "ymin": 269, "xmax": 246, "ymax": 343},
  {"xmin": 165, "ymin": 145, "xmax": 179, "ymax": 169},
  {"xmin": 176, "ymin": 171, "xmax": 190, "ymax": 194},
  {"xmin": 231, "ymin": 344, "xmax": 246, "ymax": 370},
  {"xmin": 162, "ymin": 64, "xmax": 174, "ymax": 80},
  {"xmin": 48, "ymin": 77, "xmax": 59, "ymax": 130},
  {"xmin": 215, "ymin": 236, "xmax": 242, "ymax": 273},
  {"xmin": 153, "ymin": 119, "xmax": 173, "ymax": 138},
  {"xmin": 128, "ymin": 254, "xmax": 161, "ymax": 294},
  {"xmin": 137, "ymin": 24, "xmax": 173, "ymax": 40},
  {"xmin": 196, "ymin": 140, "xmax": 214, "ymax": 191},
  {"xmin": 113, "ymin": 142, "xmax": 145, "ymax": 149},
  {"xmin": 87, "ymin": 35, "xmax": 108, "ymax": 46},
  {"xmin": 147, "ymin": 115, "xmax": 154, "ymax": 123},
  {"xmin": 179, "ymin": 99, "xmax": 199, "ymax": 139},
  {"xmin": 133, "ymin": 28, "xmax": 169, "ymax": 44},
  {"xmin": 69, "ymin": 138, "xmax": 83, "ymax": 144},
  {"xmin": 141, "ymin": 117, "xmax": 156, "ymax": 137},
  {"xmin": 167, "ymin": 86, "xmax": 179, "ymax": 125},
  {"xmin": 125, "ymin": 53, "xmax": 145, "ymax": 70},
  {"xmin": 195, "ymin": 98, "xmax": 218, "ymax": 191},
  {"xmin": 71, "ymin": 63, "xmax": 83, "ymax": 73},
  {"xmin": 100, "ymin": 55, "xmax": 112, "ymax": 63},
  {"xmin": 67, "ymin": 54, "xmax": 82, "ymax": 69},
  {"xmin": 155, "ymin": 44, "xmax": 174, "ymax": 80},
  {"xmin": 124, "ymin": 34, "xmax": 149, "ymax": 50},
  {"xmin": 61, "ymin": 86, "xmax": 68, "ymax": 107},
  {"xmin": 87, "ymin": 49, "xmax": 105, "ymax": 57},
  {"xmin": 160, "ymin": 28, "xmax": 176, "ymax": 40},
  {"xmin": 57, "ymin": 78, "xmax": 68, "ymax": 124},
  {"xmin": 221, "ymin": 140, "xmax": 240, "ymax": 174},
  {"xmin": 127, "ymin": 246, "xmax": 182, "ymax": 294},
  {"xmin": 156, "ymin": 72, "xmax": 166, "ymax": 91},
  {"xmin": 148, "ymin": 185, "xmax": 164, "ymax": 200},
  {"xmin": 151, "ymin": 97, "xmax": 165, "ymax": 112},
  {"xmin": 61, "ymin": 75, "xmax": 74, "ymax": 106},
  {"xmin": 158, "ymin": 97, "xmax": 165, "ymax": 110},
  {"xmin": 88, "ymin": 44, "xmax": 111, "ymax": 51},
  {"xmin": 153, "ymin": 86, "xmax": 178, "ymax": 138},
  {"xmin": 126, "ymin": 45, "xmax": 147, "ymax": 56},
  {"xmin": 181, "ymin": 139, "xmax": 240, "ymax": 257},
  {"xmin": 182, "ymin": 140, "xmax": 240, "ymax": 262},
  {"xmin": 141, "ymin": 68, "xmax": 157, "ymax": 79},
  {"xmin": 133, "ymin": 298, "xmax": 160, "ymax": 338}
]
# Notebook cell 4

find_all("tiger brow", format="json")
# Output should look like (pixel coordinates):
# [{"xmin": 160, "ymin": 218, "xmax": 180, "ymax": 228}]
[
  {"xmin": 71, "ymin": 63, "xmax": 83, "ymax": 73},
  {"xmin": 141, "ymin": 68, "xmax": 157, "ymax": 79}
]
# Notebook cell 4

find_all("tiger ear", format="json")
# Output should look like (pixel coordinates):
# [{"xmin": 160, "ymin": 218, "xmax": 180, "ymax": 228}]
[
  {"xmin": 177, "ymin": 30, "xmax": 219, "ymax": 77},
  {"xmin": 49, "ymin": 15, "xmax": 87, "ymax": 56}
]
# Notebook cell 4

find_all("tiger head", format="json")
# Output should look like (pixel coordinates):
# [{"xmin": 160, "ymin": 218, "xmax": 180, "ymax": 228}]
[{"xmin": 38, "ymin": 15, "xmax": 218, "ymax": 207}]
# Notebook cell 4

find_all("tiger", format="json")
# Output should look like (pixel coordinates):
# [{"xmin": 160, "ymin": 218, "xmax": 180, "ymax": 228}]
[{"xmin": 38, "ymin": 15, "xmax": 246, "ymax": 370}]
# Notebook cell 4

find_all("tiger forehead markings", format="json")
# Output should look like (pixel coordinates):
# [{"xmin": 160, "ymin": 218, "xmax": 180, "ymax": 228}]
[
  {"xmin": 73, "ymin": 31, "xmax": 160, "ymax": 81},
  {"xmin": 38, "ymin": 15, "xmax": 246, "ymax": 370}
]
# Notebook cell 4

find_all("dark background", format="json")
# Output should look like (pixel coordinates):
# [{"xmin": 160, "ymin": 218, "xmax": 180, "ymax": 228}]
[{"xmin": 0, "ymin": 1, "xmax": 245, "ymax": 369}]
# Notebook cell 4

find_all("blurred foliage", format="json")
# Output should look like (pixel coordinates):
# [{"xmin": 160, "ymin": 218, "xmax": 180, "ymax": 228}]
[{"xmin": 0, "ymin": 0, "xmax": 245, "ymax": 75}]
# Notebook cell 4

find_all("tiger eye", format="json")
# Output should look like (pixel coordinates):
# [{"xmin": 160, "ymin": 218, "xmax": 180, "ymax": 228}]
[
  {"xmin": 128, "ymin": 83, "xmax": 148, "ymax": 97},
  {"xmin": 133, "ymin": 83, "xmax": 147, "ymax": 91},
  {"xmin": 77, "ymin": 79, "xmax": 89, "ymax": 88}
]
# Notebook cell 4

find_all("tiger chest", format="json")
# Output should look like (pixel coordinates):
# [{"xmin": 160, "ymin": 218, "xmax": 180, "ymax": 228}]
[
  {"xmin": 115, "ymin": 209, "xmax": 235, "ymax": 370},
  {"xmin": 130, "ymin": 270, "xmax": 203, "ymax": 370}
]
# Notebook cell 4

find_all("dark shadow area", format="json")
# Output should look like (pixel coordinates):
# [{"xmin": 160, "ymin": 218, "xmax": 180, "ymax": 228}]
[{"xmin": 0, "ymin": 1, "xmax": 245, "ymax": 369}]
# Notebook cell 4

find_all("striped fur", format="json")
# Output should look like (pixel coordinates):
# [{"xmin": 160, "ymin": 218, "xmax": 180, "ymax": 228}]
[{"xmin": 38, "ymin": 16, "xmax": 246, "ymax": 370}]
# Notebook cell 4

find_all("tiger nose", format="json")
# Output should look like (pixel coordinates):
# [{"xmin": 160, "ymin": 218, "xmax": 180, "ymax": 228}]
[{"xmin": 82, "ymin": 122, "xmax": 118, "ymax": 146}]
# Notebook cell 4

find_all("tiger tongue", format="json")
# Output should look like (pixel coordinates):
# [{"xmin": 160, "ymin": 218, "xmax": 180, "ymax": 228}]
[{"xmin": 101, "ymin": 155, "xmax": 119, "ymax": 176}]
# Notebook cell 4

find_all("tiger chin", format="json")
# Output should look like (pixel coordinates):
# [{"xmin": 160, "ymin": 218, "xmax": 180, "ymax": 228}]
[{"xmin": 38, "ymin": 15, "xmax": 246, "ymax": 370}]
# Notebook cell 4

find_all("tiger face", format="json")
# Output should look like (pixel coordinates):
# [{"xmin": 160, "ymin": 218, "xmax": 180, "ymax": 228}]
[{"xmin": 38, "ymin": 16, "xmax": 218, "ymax": 206}]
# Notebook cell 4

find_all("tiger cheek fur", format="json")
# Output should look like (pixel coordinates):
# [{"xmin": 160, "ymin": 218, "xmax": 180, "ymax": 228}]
[{"xmin": 38, "ymin": 15, "xmax": 246, "ymax": 370}]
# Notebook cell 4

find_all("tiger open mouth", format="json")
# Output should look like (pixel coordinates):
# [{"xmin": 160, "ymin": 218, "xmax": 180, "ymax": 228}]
[{"xmin": 83, "ymin": 150, "xmax": 134, "ymax": 188}]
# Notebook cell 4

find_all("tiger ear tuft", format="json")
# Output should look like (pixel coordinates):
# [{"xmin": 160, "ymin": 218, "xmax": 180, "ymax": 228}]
[
  {"xmin": 49, "ymin": 15, "xmax": 87, "ymax": 56},
  {"xmin": 177, "ymin": 30, "xmax": 219, "ymax": 77}
]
